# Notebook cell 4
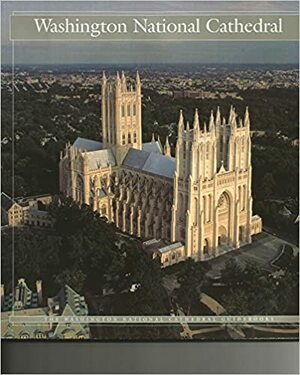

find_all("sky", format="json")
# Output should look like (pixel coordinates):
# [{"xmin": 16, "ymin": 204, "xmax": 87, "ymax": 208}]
[{"xmin": 1, "ymin": 1, "xmax": 299, "ymax": 65}]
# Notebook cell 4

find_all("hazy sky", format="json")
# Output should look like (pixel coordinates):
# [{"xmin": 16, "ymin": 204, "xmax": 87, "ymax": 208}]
[{"xmin": 2, "ymin": 1, "xmax": 299, "ymax": 65}]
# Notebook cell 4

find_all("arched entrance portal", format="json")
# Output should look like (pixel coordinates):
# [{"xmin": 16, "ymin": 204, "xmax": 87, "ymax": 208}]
[
  {"xmin": 217, "ymin": 191, "xmax": 231, "ymax": 247},
  {"xmin": 218, "ymin": 225, "xmax": 228, "ymax": 246},
  {"xmin": 239, "ymin": 225, "xmax": 246, "ymax": 243},
  {"xmin": 203, "ymin": 239, "xmax": 209, "ymax": 255}
]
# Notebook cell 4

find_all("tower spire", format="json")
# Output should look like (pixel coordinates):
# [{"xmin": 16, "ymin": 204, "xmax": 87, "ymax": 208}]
[
  {"xmin": 136, "ymin": 71, "xmax": 141, "ymax": 94},
  {"xmin": 193, "ymin": 108, "xmax": 199, "ymax": 140},
  {"xmin": 228, "ymin": 105, "xmax": 234, "ymax": 123},
  {"xmin": 178, "ymin": 109, "xmax": 184, "ymax": 136},
  {"xmin": 193, "ymin": 108, "xmax": 199, "ymax": 128},
  {"xmin": 215, "ymin": 106, "xmax": 221, "ymax": 127},
  {"xmin": 164, "ymin": 136, "xmax": 171, "ymax": 156},
  {"xmin": 121, "ymin": 70, "xmax": 127, "ymax": 91},
  {"xmin": 102, "ymin": 71, "xmax": 107, "ymax": 84},
  {"xmin": 209, "ymin": 110, "xmax": 215, "ymax": 132},
  {"xmin": 115, "ymin": 71, "xmax": 121, "ymax": 89},
  {"xmin": 229, "ymin": 105, "xmax": 237, "ymax": 128},
  {"xmin": 136, "ymin": 71, "xmax": 141, "ymax": 85},
  {"xmin": 244, "ymin": 106, "xmax": 250, "ymax": 127}
]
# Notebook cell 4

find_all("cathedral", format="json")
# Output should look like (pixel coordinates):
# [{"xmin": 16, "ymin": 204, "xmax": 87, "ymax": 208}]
[{"xmin": 59, "ymin": 71, "xmax": 262, "ymax": 265}]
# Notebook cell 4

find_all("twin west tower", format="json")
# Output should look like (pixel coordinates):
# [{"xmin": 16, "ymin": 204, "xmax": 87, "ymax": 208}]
[{"xmin": 59, "ymin": 72, "xmax": 262, "ymax": 265}]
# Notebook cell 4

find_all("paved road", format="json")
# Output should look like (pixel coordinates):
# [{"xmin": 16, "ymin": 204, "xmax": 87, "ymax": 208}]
[
  {"xmin": 248, "ymin": 325, "xmax": 299, "ymax": 334},
  {"xmin": 200, "ymin": 293, "xmax": 226, "ymax": 315},
  {"xmin": 207, "ymin": 232, "xmax": 298, "ymax": 278}
]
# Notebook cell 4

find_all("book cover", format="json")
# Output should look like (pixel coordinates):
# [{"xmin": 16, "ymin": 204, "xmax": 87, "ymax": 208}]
[{"xmin": 1, "ymin": 0, "xmax": 299, "ymax": 342}]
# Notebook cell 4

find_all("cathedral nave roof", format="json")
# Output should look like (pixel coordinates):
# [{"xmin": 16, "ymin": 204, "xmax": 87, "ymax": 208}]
[
  {"xmin": 73, "ymin": 137, "xmax": 103, "ymax": 152},
  {"xmin": 142, "ymin": 140, "xmax": 163, "ymax": 154},
  {"xmin": 87, "ymin": 149, "xmax": 116, "ymax": 171},
  {"xmin": 71, "ymin": 136, "xmax": 174, "ymax": 176},
  {"xmin": 122, "ymin": 148, "xmax": 175, "ymax": 179}
]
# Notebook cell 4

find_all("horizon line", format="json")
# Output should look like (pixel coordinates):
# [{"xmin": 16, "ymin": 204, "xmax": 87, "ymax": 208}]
[{"xmin": 3, "ymin": 62, "xmax": 299, "ymax": 66}]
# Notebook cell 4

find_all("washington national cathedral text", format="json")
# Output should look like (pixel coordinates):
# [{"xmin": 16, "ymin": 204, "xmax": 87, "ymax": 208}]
[{"xmin": 59, "ymin": 71, "xmax": 262, "ymax": 266}]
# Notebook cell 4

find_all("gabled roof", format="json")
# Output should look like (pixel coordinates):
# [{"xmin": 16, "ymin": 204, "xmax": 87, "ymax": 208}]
[
  {"xmin": 143, "ymin": 152, "xmax": 175, "ymax": 178},
  {"xmin": 51, "ymin": 285, "xmax": 90, "ymax": 338},
  {"xmin": 73, "ymin": 137, "xmax": 103, "ymax": 152},
  {"xmin": 53, "ymin": 303, "xmax": 89, "ymax": 338},
  {"xmin": 122, "ymin": 148, "xmax": 150, "ymax": 170},
  {"xmin": 142, "ymin": 141, "xmax": 163, "ymax": 154},
  {"xmin": 50, "ymin": 285, "xmax": 88, "ymax": 316},
  {"xmin": 87, "ymin": 149, "xmax": 116, "ymax": 171},
  {"xmin": 1, "ymin": 192, "xmax": 15, "ymax": 211},
  {"xmin": 122, "ymin": 148, "xmax": 176, "ymax": 179}
]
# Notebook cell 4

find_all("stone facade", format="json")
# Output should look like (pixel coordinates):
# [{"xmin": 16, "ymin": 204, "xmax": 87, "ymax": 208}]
[
  {"xmin": 1, "ymin": 193, "xmax": 55, "ymax": 228},
  {"xmin": 1, "ymin": 193, "xmax": 24, "ymax": 226},
  {"xmin": 59, "ymin": 72, "xmax": 262, "ymax": 264}
]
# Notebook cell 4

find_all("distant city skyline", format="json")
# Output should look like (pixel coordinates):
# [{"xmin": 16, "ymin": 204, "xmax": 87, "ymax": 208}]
[{"xmin": 2, "ymin": 41, "xmax": 298, "ymax": 65}]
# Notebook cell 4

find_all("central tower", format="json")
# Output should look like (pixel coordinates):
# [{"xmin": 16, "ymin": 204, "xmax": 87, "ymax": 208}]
[{"xmin": 101, "ymin": 71, "xmax": 142, "ymax": 151}]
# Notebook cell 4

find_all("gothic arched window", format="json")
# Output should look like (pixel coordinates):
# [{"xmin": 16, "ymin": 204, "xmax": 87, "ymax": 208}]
[
  {"xmin": 121, "ymin": 105, "xmax": 125, "ymax": 117},
  {"xmin": 101, "ymin": 205, "xmax": 107, "ymax": 216},
  {"xmin": 133, "ymin": 104, "xmax": 136, "ymax": 116},
  {"xmin": 76, "ymin": 174, "xmax": 84, "ymax": 203},
  {"xmin": 194, "ymin": 197, "xmax": 198, "ymax": 225},
  {"xmin": 242, "ymin": 185, "xmax": 247, "ymax": 211},
  {"xmin": 208, "ymin": 194, "xmax": 212, "ymax": 222},
  {"xmin": 206, "ymin": 143, "xmax": 210, "ymax": 160},
  {"xmin": 241, "ymin": 137, "xmax": 245, "ymax": 152}
]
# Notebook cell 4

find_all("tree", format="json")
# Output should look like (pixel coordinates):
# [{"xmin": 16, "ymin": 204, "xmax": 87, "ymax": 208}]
[
  {"xmin": 55, "ymin": 268, "xmax": 86, "ymax": 293},
  {"xmin": 261, "ymin": 172, "xmax": 276, "ymax": 199},
  {"xmin": 219, "ymin": 261, "xmax": 284, "ymax": 315},
  {"xmin": 174, "ymin": 259, "xmax": 210, "ymax": 315},
  {"xmin": 112, "ymin": 245, "xmax": 171, "ymax": 315},
  {"xmin": 1, "ymin": 226, "xmax": 61, "ymax": 295},
  {"xmin": 221, "ymin": 259, "xmax": 245, "ymax": 286}
]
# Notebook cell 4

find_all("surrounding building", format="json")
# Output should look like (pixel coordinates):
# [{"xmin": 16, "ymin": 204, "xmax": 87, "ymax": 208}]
[
  {"xmin": 59, "ymin": 72, "xmax": 262, "ymax": 265},
  {"xmin": 1, "ymin": 279, "xmax": 90, "ymax": 339},
  {"xmin": 1, "ymin": 193, "xmax": 55, "ymax": 228},
  {"xmin": 1, "ymin": 193, "xmax": 24, "ymax": 226}
]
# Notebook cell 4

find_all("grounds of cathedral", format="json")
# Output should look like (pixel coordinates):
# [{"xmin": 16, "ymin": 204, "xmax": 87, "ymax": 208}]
[{"xmin": 1, "ymin": 64, "xmax": 298, "ymax": 340}]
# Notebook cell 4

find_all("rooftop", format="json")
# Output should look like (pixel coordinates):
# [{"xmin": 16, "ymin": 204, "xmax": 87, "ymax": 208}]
[
  {"xmin": 1, "ymin": 192, "xmax": 15, "ymax": 211},
  {"xmin": 73, "ymin": 137, "xmax": 103, "ymax": 152},
  {"xmin": 26, "ymin": 208, "xmax": 50, "ymax": 217},
  {"xmin": 122, "ymin": 148, "xmax": 175, "ymax": 179},
  {"xmin": 158, "ymin": 242, "xmax": 183, "ymax": 254},
  {"xmin": 142, "ymin": 140, "xmax": 163, "ymax": 154},
  {"xmin": 87, "ymin": 149, "xmax": 116, "ymax": 171}
]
